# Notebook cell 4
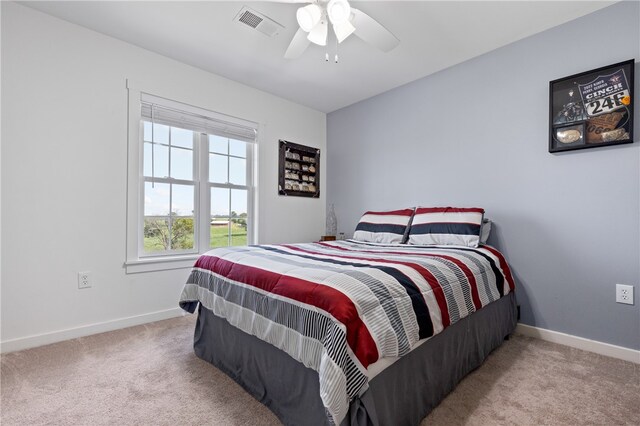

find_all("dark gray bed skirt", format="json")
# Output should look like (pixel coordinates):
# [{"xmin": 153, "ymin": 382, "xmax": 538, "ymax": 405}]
[{"xmin": 193, "ymin": 292, "xmax": 518, "ymax": 426}]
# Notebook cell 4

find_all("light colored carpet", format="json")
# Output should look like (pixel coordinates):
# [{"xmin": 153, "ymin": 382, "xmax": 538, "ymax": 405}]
[{"xmin": 1, "ymin": 315, "xmax": 638, "ymax": 425}]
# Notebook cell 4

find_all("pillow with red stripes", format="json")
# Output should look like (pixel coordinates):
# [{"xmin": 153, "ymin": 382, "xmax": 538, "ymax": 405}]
[
  {"xmin": 352, "ymin": 208, "xmax": 415, "ymax": 244},
  {"xmin": 407, "ymin": 207, "xmax": 485, "ymax": 247}
]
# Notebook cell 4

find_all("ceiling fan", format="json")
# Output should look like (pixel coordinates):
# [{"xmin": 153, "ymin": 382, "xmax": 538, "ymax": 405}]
[{"xmin": 284, "ymin": 0, "xmax": 400, "ymax": 59}]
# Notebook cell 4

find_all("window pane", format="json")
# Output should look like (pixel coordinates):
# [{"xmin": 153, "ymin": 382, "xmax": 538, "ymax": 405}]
[
  {"xmin": 209, "ymin": 135, "xmax": 228, "ymax": 154},
  {"xmin": 211, "ymin": 187, "xmax": 229, "ymax": 217},
  {"xmin": 171, "ymin": 127, "xmax": 193, "ymax": 149},
  {"xmin": 229, "ymin": 157, "xmax": 246, "ymax": 185},
  {"xmin": 211, "ymin": 187, "xmax": 230, "ymax": 248},
  {"xmin": 170, "ymin": 147, "xmax": 193, "ymax": 181},
  {"xmin": 145, "ymin": 182, "xmax": 170, "ymax": 216},
  {"xmin": 144, "ymin": 182, "xmax": 170, "ymax": 252},
  {"xmin": 171, "ymin": 184, "xmax": 195, "ymax": 250},
  {"xmin": 210, "ymin": 154, "xmax": 228, "ymax": 183},
  {"xmin": 231, "ymin": 189, "xmax": 248, "ymax": 247},
  {"xmin": 210, "ymin": 218, "xmax": 230, "ymax": 248},
  {"xmin": 230, "ymin": 189, "xmax": 247, "ymax": 217},
  {"xmin": 144, "ymin": 217, "xmax": 169, "ymax": 253},
  {"xmin": 143, "ymin": 121, "xmax": 152, "ymax": 142},
  {"xmin": 172, "ymin": 184, "xmax": 194, "ymax": 218},
  {"xmin": 229, "ymin": 139, "xmax": 246, "ymax": 158},
  {"xmin": 152, "ymin": 123, "xmax": 169, "ymax": 144},
  {"xmin": 143, "ymin": 143, "xmax": 169, "ymax": 178},
  {"xmin": 143, "ymin": 142, "xmax": 152, "ymax": 177}
]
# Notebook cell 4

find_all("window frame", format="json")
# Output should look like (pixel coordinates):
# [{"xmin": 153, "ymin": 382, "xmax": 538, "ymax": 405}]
[
  {"xmin": 139, "ymin": 124, "xmax": 199, "ymax": 258},
  {"xmin": 207, "ymin": 136, "xmax": 254, "ymax": 249},
  {"xmin": 125, "ymin": 80, "xmax": 258, "ymax": 274}
]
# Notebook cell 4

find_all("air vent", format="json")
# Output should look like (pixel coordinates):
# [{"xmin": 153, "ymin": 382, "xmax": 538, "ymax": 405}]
[
  {"xmin": 239, "ymin": 10, "xmax": 263, "ymax": 28},
  {"xmin": 234, "ymin": 6, "xmax": 284, "ymax": 37}
]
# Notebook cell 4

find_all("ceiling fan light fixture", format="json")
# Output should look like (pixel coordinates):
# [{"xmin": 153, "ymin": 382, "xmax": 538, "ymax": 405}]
[
  {"xmin": 333, "ymin": 20, "xmax": 355, "ymax": 43},
  {"xmin": 307, "ymin": 18, "xmax": 328, "ymax": 46},
  {"xmin": 327, "ymin": 0, "xmax": 351, "ymax": 25},
  {"xmin": 285, "ymin": 1, "xmax": 399, "ymax": 59},
  {"xmin": 296, "ymin": 4, "xmax": 322, "ymax": 32}
]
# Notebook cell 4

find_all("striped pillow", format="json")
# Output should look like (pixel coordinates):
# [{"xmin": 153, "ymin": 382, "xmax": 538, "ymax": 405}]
[
  {"xmin": 408, "ymin": 207, "xmax": 485, "ymax": 247},
  {"xmin": 353, "ymin": 208, "xmax": 415, "ymax": 244}
]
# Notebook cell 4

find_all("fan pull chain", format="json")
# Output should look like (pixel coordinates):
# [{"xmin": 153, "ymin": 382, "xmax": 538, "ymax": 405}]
[{"xmin": 323, "ymin": 29, "xmax": 339, "ymax": 63}]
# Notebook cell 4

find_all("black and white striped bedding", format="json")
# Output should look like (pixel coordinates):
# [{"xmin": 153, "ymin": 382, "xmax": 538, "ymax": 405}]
[{"xmin": 179, "ymin": 240, "xmax": 515, "ymax": 425}]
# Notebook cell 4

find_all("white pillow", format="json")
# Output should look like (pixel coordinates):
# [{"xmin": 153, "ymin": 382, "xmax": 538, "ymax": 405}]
[{"xmin": 408, "ymin": 207, "xmax": 485, "ymax": 247}]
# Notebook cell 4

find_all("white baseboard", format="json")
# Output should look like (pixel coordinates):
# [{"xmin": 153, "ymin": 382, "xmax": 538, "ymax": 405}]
[
  {"xmin": 4, "ymin": 313, "xmax": 637, "ymax": 364},
  {"xmin": 515, "ymin": 323, "xmax": 640, "ymax": 364},
  {"xmin": 0, "ymin": 308, "xmax": 186, "ymax": 354}
]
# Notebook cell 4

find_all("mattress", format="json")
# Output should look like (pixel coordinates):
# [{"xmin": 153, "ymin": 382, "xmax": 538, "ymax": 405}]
[{"xmin": 180, "ymin": 240, "xmax": 515, "ymax": 424}]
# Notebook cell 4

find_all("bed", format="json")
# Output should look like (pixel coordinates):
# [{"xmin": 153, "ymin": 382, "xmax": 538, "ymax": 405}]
[{"xmin": 179, "ymin": 237, "xmax": 517, "ymax": 425}]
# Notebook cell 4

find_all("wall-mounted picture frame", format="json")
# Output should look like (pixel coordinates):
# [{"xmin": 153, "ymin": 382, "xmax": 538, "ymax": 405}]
[
  {"xmin": 278, "ymin": 140, "xmax": 320, "ymax": 198},
  {"xmin": 549, "ymin": 59, "xmax": 634, "ymax": 153}
]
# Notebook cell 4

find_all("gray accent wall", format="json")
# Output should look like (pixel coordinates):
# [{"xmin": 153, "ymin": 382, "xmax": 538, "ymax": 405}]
[{"xmin": 327, "ymin": 2, "xmax": 640, "ymax": 350}]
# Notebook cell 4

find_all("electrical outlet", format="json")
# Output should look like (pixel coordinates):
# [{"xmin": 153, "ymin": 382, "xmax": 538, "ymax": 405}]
[
  {"xmin": 78, "ymin": 271, "xmax": 92, "ymax": 289},
  {"xmin": 616, "ymin": 284, "xmax": 634, "ymax": 305}
]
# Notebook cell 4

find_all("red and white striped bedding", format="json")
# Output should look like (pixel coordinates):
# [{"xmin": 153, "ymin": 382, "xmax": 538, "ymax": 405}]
[{"xmin": 179, "ymin": 240, "xmax": 515, "ymax": 424}]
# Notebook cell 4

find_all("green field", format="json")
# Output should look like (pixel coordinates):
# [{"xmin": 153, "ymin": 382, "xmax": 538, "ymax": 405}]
[
  {"xmin": 210, "ymin": 222, "xmax": 247, "ymax": 248},
  {"xmin": 144, "ymin": 218, "xmax": 247, "ymax": 252}
]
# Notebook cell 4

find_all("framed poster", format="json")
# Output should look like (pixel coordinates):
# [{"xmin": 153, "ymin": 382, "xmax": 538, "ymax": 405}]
[
  {"xmin": 278, "ymin": 140, "xmax": 320, "ymax": 198},
  {"xmin": 549, "ymin": 59, "xmax": 634, "ymax": 153}
]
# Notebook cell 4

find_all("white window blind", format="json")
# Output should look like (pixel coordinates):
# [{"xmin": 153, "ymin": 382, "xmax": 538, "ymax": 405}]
[{"xmin": 140, "ymin": 93, "xmax": 257, "ymax": 143}]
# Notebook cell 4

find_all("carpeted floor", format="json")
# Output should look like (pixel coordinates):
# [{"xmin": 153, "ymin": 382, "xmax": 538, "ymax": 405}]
[{"xmin": 1, "ymin": 315, "xmax": 638, "ymax": 425}]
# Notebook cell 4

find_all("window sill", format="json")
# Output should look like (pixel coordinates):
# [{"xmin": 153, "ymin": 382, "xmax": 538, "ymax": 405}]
[{"xmin": 124, "ymin": 254, "xmax": 200, "ymax": 274}]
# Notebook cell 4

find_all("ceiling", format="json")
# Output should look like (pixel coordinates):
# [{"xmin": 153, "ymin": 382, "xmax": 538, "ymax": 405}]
[{"xmin": 22, "ymin": 1, "xmax": 615, "ymax": 113}]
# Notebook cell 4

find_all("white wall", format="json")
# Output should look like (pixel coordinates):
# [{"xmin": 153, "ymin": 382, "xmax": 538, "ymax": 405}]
[{"xmin": 0, "ymin": 2, "xmax": 326, "ymax": 350}]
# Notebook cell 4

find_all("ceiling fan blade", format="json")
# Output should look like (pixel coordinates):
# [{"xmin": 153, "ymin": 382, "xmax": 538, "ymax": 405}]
[
  {"xmin": 307, "ymin": 18, "xmax": 328, "ymax": 46},
  {"xmin": 285, "ymin": 27, "xmax": 311, "ymax": 59},
  {"xmin": 351, "ymin": 8, "xmax": 400, "ymax": 52},
  {"xmin": 333, "ymin": 20, "xmax": 356, "ymax": 43}
]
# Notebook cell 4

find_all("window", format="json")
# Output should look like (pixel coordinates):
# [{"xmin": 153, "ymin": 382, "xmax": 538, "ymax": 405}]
[
  {"xmin": 126, "ymin": 83, "xmax": 257, "ymax": 273},
  {"xmin": 208, "ymin": 135, "xmax": 250, "ymax": 248},
  {"xmin": 142, "ymin": 121, "xmax": 196, "ymax": 254}
]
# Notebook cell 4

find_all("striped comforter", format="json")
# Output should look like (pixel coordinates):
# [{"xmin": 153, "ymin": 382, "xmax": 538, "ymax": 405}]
[{"xmin": 179, "ymin": 240, "xmax": 515, "ymax": 424}]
